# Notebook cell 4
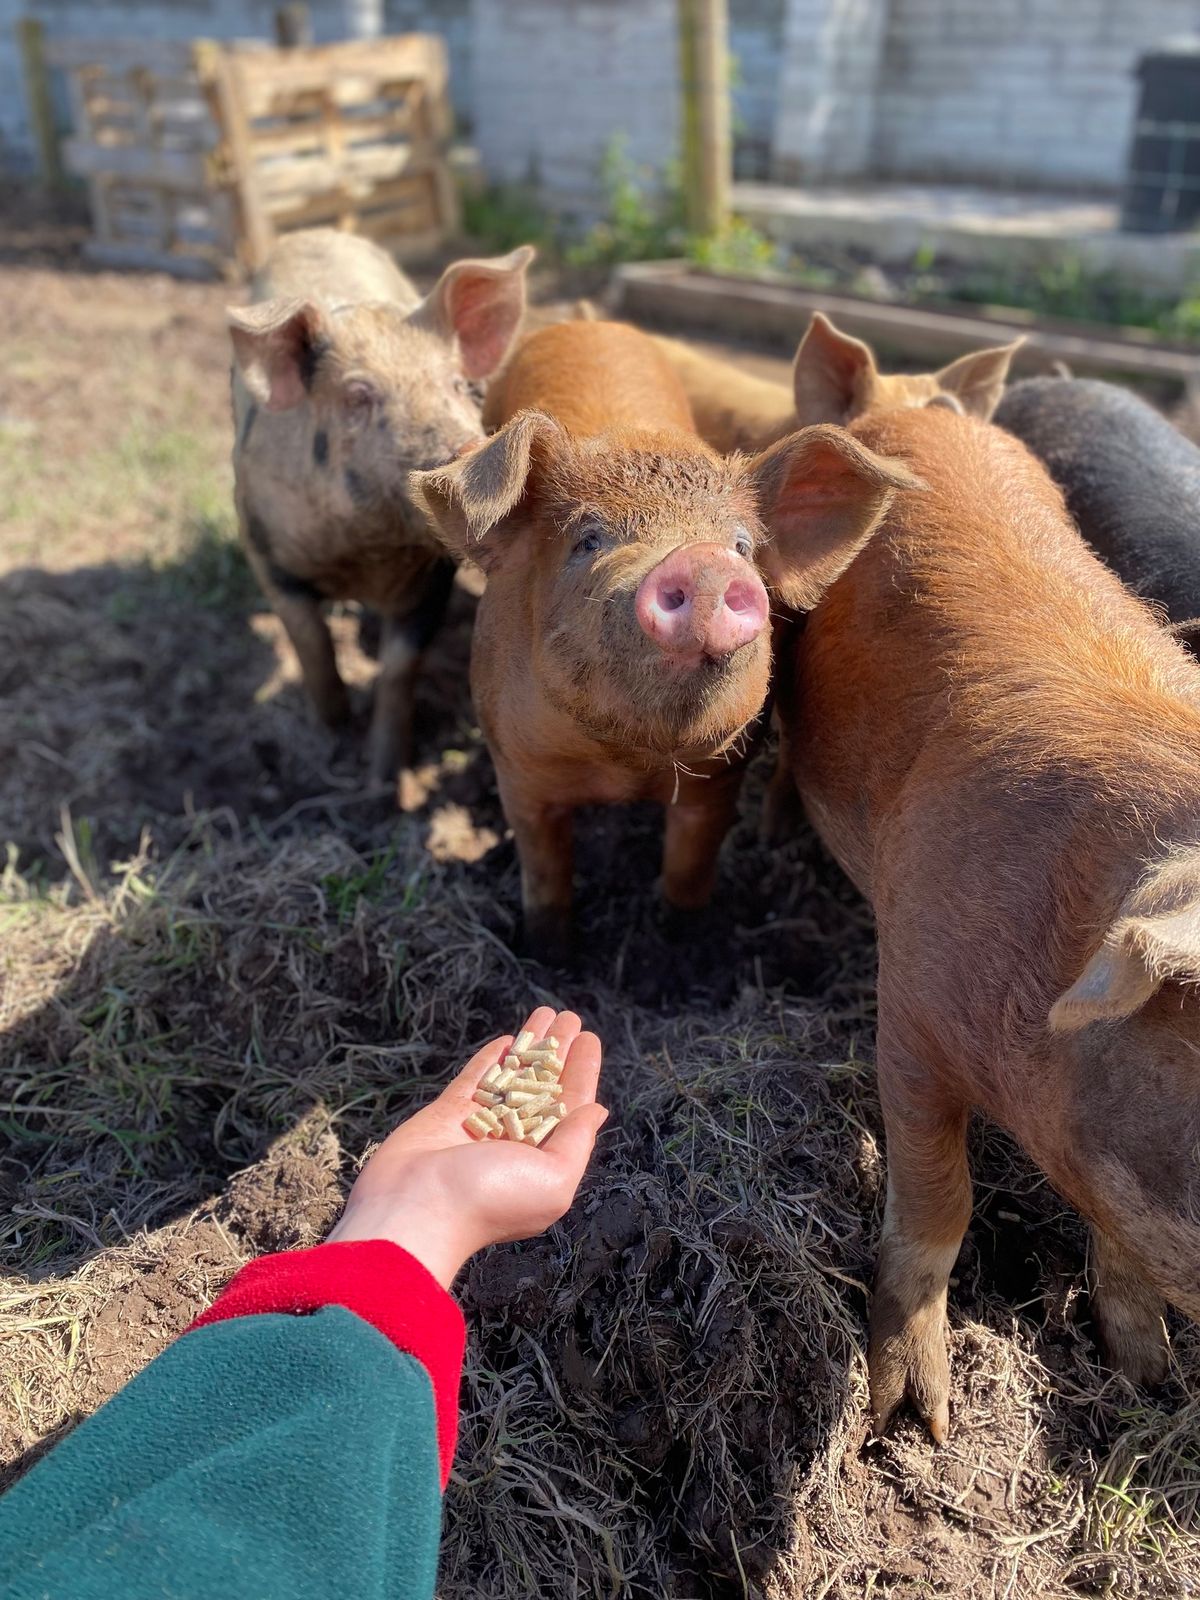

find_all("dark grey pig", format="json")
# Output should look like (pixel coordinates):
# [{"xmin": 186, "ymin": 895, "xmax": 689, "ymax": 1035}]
[{"xmin": 997, "ymin": 377, "xmax": 1200, "ymax": 637}]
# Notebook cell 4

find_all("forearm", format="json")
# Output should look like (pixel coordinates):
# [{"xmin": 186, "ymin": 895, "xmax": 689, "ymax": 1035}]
[{"xmin": 0, "ymin": 1242, "xmax": 465, "ymax": 1600}]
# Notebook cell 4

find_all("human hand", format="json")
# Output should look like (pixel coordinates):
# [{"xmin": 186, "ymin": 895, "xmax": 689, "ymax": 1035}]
[{"xmin": 326, "ymin": 1008, "xmax": 607, "ymax": 1288}]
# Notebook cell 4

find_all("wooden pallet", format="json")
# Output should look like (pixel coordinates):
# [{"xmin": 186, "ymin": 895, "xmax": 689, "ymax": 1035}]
[
  {"xmin": 39, "ymin": 30, "xmax": 458, "ymax": 278},
  {"xmin": 44, "ymin": 35, "xmax": 237, "ymax": 278},
  {"xmin": 198, "ymin": 34, "xmax": 459, "ymax": 274}
]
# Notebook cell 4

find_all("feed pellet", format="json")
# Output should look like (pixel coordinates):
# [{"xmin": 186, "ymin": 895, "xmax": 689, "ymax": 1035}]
[{"xmin": 464, "ymin": 1030, "xmax": 566, "ymax": 1146}]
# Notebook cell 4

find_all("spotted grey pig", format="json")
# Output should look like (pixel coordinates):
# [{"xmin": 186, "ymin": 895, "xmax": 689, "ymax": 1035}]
[{"xmin": 229, "ymin": 227, "xmax": 533, "ymax": 784}]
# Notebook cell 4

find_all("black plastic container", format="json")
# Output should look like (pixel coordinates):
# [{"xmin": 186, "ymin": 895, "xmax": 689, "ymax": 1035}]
[{"xmin": 1120, "ymin": 38, "xmax": 1200, "ymax": 234}]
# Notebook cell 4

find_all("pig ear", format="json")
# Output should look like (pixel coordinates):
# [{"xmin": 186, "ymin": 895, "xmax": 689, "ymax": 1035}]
[
  {"xmin": 748, "ymin": 425, "xmax": 926, "ymax": 611},
  {"xmin": 411, "ymin": 244, "xmax": 536, "ymax": 381},
  {"xmin": 792, "ymin": 313, "xmax": 878, "ymax": 426},
  {"xmin": 408, "ymin": 408, "xmax": 562, "ymax": 566},
  {"xmin": 1050, "ymin": 857, "xmax": 1200, "ymax": 1030},
  {"xmin": 228, "ymin": 297, "xmax": 328, "ymax": 412},
  {"xmin": 934, "ymin": 338, "xmax": 1024, "ymax": 421}
]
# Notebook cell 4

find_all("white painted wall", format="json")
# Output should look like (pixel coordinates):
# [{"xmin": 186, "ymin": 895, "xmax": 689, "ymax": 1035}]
[
  {"xmin": 5, "ymin": 0, "xmax": 1199, "ymax": 197},
  {"xmin": 773, "ymin": 0, "xmax": 889, "ymax": 180},
  {"xmin": 471, "ymin": 0, "xmax": 680, "ymax": 213},
  {"xmin": 773, "ymin": 0, "xmax": 1200, "ymax": 190}
]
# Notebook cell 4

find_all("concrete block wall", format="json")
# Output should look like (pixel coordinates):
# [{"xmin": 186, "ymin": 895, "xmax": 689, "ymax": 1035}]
[
  {"xmin": 871, "ymin": 0, "xmax": 1200, "ymax": 190},
  {"xmin": 5, "ymin": 0, "xmax": 1198, "ymax": 200},
  {"xmin": 773, "ymin": 0, "xmax": 889, "ymax": 179},
  {"xmin": 730, "ymin": 0, "xmax": 786, "ymax": 176},
  {"xmin": 385, "ymin": 0, "xmax": 473, "ymax": 131},
  {"xmin": 472, "ymin": 0, "xmax": 680, "ymax": 214}
]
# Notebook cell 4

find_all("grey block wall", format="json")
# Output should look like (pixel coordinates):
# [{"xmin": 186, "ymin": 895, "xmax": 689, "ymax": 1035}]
[
  {"xmin": 773, "ymin": 0, "xmax": 1200, "ymax": 190},
  {"xmin": 471, "ymin": 0, "xmax": 680, "ymax": 214},
  {"xmin": 871, "ymin": 0, "xmax": 1200, "ymax": 190},
  {"xmin": 730, "ymin": 0, "xmax": 786, "ymax": 177},
  {"xmin": 386, "ymin": 0, "xmax": 473, "ymax": 130},
  {"xmin": 773, "ymin": 0, "xmax": 889, "ymax": 180},
  {"xmin": 5, "ymin": 0, "xmax": 1198, "ymax": 198}
]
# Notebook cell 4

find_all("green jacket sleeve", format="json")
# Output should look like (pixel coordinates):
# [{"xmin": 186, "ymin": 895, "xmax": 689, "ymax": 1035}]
[{"xmin": 0, "ymin": 1241, "xmax": 467, "ymax": 1600}]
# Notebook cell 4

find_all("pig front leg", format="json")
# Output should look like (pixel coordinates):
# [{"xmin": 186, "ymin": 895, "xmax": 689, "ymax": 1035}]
[
  {"xmin": 869, "ymin": 1029, "xmax": 972, "ymax": 1443},
  {"xmin": 760, "ymin": 728, "xmax": 806, "ymax": 847},
  {"xmin": 499, "ymin": 781, "xmax": 575, "ymax": 962},
  {"xmin": 243, "ymin": 521, "xmax": 349, "ymax": 729},
  {"xmin": 272, "ymin": 585, "xmax": 350, "ymax": 730},
  {"xmin": 368, "ymin": 559, "xmax": 457, "ymax": 789},
  {"xmin": 660, "ymin": 771, "xmax": 742, "ymax": 913},
  {"xmin": 1089, "ymin": 1226, "xmax": 1169, "ymax": 1387}
]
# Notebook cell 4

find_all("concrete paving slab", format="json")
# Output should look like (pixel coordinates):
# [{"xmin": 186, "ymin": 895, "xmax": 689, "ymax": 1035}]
[{"xmin": 735, "ymin": 182, "xmax": 1200, "ymax": 293}]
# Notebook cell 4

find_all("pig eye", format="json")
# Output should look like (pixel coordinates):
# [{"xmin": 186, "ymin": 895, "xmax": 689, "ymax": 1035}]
[
  {"xmin": 734, "ymin": 531, "xmax": 753, "ymax": 560},
  {"xmin": 343, "ymin": 379, "xmax": 379, "ymax": 415},
  {"xmin": 573, "ymin": 528, "xmax": 603, "ymax": 556},
  {"xmin": 453, "ymin": 373, "xmax": 485, "ymax": 406}
]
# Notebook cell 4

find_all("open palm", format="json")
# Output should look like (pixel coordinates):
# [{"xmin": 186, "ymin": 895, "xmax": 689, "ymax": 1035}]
[{"xmin": 328, "ymin": 1008, "xmax": 606, "ymax": 1286}]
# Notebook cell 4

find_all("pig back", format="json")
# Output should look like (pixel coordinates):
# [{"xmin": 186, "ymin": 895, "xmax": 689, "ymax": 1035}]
[
  {"xmin": 996, "ymin": 378, "xmax": 1200, "ymax": 629},
  {"xmin": 652, "ymin": 334, "xmax": 794, "ymax": 453},
  {"xmin": 792, "ymin": 404, "xmax": 1200, "ymax": 902},
  {"xmin": 484, "ymin": 320, "xmax": 695, "ymax": 438},
  {"xmin": 251, "ymin": 227, "xmax": 420, "ymax": 313}
]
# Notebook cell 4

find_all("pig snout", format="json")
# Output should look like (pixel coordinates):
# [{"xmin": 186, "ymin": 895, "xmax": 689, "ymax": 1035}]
[{"xmin": 635, "ymin": 543, "xmax": 769, "ymax": 660}]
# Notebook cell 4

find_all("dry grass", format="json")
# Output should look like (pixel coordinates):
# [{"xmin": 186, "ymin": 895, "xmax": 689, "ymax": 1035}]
[{"xmin": 2, "ymin": 232, "xmax": 1200, "ymax": 1599}]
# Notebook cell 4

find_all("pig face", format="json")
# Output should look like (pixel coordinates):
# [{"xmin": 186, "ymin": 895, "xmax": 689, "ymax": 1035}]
[
  {"xmin": 792, "ymin": 312, "xmax": 1023, "ymax": 428},
  {"xmin": 411, "ymin": 415, "xmax": 924, "ymax": 757},
  {"xmin": 228, "ymin": 246, "xmax": 534, "ymax": 531}
]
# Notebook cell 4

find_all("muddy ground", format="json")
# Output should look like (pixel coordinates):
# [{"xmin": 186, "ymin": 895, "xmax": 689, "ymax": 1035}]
[{"xmin": 2, "ymin": 201, "xmax": 1200, "ymax": 1599}]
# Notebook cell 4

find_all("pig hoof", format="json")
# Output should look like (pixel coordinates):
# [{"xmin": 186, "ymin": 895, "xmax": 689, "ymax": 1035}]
[
  {"xmin": 317, "ymin": 690, "xmax": 353, "ymax": 731},
  {"xmin": 658, "ymin": 901, "xmax": 699, "ymax": 943},
  {"xmin": 1095, "ymin": 1297, "xmax": 1170, "ymax": 1388},
  {"xmin": 522, "ymin": 909, "xmax": 574, "ymax": 968},
  {"xmin": 868, "ymin": 1292, "xmax": 952, "ymax": 1443},
  {"xmin": 760, "ymin": 781, "xmax": 803, "ymax": 847}
]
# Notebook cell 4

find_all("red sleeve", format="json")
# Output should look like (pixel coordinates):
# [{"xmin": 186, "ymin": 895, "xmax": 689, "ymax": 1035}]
[{"xmin": 187, "ymin": 1240, "xmax": 465, "ymax": 1489}]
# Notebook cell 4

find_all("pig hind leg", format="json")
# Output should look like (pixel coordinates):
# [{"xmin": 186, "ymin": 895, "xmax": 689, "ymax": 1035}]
[
  {"xmin": 1089, "ymin": 1226, "xmax": 1169, "ymax": 1387},
  {"xmin": 368, "ymin": 559, "xmax": 456, "ymax": 786},
  {"xmin": 870, "ymin": 1037, "xmax": 972, "ymax": 1443}
]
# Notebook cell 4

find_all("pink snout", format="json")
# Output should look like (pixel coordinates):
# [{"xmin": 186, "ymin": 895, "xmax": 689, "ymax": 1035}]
[{"xmin": 634, "ymin": 542, "xmax": 769, "ymax": 660}]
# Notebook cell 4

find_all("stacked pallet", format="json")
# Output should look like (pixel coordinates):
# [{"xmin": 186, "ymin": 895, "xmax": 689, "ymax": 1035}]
[
  {"xmin": 45, "ymin": 36, "xmax": 235, "ymax": 278},
  {"xmin": 37, "ymin": 30, "xmax": 459, "ymax": 278},
  {"xmin": 202, "ymin": 35, "xmax": 458, "ymax": 273}
]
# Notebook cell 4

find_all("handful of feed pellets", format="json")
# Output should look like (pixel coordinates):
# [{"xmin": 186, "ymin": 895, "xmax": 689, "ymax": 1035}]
[{"xmin": 464, "ymin": 1030, "xmax": 566, "ymax": 1146}]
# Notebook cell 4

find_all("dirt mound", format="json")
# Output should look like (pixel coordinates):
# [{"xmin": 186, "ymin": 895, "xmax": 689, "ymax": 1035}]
[{"xmin": 4, "ymin": 791, "xmax": 1199, "ymax": 1597}]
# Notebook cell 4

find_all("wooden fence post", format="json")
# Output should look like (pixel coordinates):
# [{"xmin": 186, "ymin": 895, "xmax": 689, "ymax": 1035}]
[
  {"xmin": 677, "ymin": 0, "xmax": 730, "ymax": 238},
  {"xmin": 16, "ymin": 16, "xmax": 65, "ymax": 190},
  {"xmin": 274, "ymin": 6, "xmax": 313, "ymax": 49}
]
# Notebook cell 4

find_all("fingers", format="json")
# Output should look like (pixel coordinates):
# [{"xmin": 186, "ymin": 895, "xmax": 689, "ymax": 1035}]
[
  {"xmin": 521, "ymin": 1005, "xmax": 558, "ymax": 1042},
  {"xmin": 543, "ymin": 1100, "xmax": 609, "ymax": 1176},
  {"xmin": 549, "ymin": 1010, "xmax": 581, "ymax": 1053},
  {"xmin": 442, "ymin": 1010, "xmax": 596, "ymax": 1113},
  {"xmin": 559, "ymin": 1030, "xmax": 602, "ymax": 1111}
]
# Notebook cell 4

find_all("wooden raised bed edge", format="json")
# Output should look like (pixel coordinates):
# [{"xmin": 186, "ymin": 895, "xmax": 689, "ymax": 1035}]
[{"xmin": 612, "ymin": 260, "xmax": 1200, "ymax": 392}]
